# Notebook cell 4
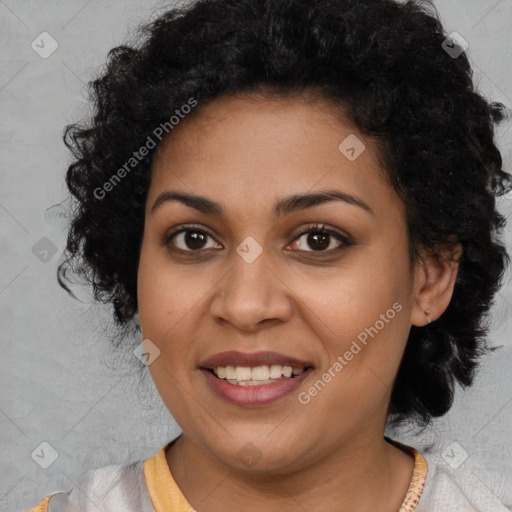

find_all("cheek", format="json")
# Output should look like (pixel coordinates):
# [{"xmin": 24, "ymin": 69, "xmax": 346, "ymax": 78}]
[
  {"xmin": 296, "ymin": 249, "xmax": 410, "ymax": 341},
  {"xmin": 136, "ymin": 239, "xmax": 220, "ymax": 400},
  {"xmin": 296, "ymin": 282, "xmax": 410, "ymax": 438},
  {"xmin": 137, "ymin": 236, "xmax": 207, "ymax": 339},
  {"xmin": 295, "ymin": 247, "xmax": 412, "ymax": 393},
  {"xmin": 137, "ymin": 246, "xmax": 201, "ymax": 421}
]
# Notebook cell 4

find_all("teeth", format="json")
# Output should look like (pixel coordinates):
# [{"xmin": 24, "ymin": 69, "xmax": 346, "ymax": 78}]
[
  {"xmin": 235, "ymin": 366, "xmax": 252, "ymax": 381},
  {"xmin": 269, "ymin": 364, "xmax": 283, "ymax": 379},
  {"xmin": 212, "ymin": 364, "xmax": 306, "ymax": 384},
  {"xmin": 224, "ymin": 366, "xmax": 236, "ymax": 380},
  {"xmin": 282, "ymin": 366, "xmax": 292, "ymax": 378},
  {"xmin": 251, "ymin": 365, "xmax": 269, "ymax": 380}
]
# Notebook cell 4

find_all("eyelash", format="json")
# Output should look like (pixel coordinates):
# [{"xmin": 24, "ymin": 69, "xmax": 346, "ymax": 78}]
[{"xmin": 162, "ymin": 223, "xmax": 353, "ymax": 258}]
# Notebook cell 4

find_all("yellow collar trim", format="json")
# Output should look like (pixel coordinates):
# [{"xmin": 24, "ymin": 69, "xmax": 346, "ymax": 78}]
[
  {"xmin": 144, "ymin": 442, "xmax": 428, "ymax": 512},
  {"xmin": 399, "ymin": 448, "xmax": 428, "ymax": 511},
  {"xmin": 143, "ymin": 442, "xmax": 191, "ymax": 512}
]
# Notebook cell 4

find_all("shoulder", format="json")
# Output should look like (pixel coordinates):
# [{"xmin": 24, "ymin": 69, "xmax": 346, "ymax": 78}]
[
  {"xmin": 26, "ymin": 459, "xmax": 156, "ymax": 512},
  {"xmin": 416, "ymin": 450, "xmax": 510, "ymax": 512}
]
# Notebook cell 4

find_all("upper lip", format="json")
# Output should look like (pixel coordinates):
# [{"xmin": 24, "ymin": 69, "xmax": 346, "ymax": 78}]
[{"xmin": 199, "ymin": 351, "xmax": 313, "ymax": 369}]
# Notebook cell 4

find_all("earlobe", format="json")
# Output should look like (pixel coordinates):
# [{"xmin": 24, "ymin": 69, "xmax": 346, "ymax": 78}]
[{"xmin": 410, "ymin": 244, "xmax": 462, "ymax": 327}]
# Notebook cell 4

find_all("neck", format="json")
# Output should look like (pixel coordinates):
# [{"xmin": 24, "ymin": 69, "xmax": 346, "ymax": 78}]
[{"xmin": 165, "ymin": 432, "xmax": 415, "ymax": 512}]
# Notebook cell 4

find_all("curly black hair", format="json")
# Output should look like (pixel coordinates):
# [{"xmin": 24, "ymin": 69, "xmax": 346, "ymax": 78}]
[{"xmin": 57, "ymin": 0, "xmax": 511, "ymax": 426}]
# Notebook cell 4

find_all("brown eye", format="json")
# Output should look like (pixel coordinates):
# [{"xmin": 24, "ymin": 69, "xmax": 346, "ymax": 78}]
[
  {"xmin": 306, "ymin": 231, "xmax": 331, "ymax": 251},
  {"xmin": 290, "ymin": 225, "xmax": 352, "ymax": 255},
  {"xmin": 164, "ymin": 226, "xmax": 222, "ymax": 252},
  {"xmin": 183, "ymin": 231, "xmax": 208, "ymax": 250}
]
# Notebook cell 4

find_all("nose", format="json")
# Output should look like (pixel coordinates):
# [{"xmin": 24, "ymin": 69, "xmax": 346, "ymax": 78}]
[{"xmin": 210, "ymin": 249, "xmax": 293, "ymax": 332}]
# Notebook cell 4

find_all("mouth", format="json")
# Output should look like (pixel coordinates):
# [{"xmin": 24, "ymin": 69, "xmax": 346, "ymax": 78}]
[{"xmin": 199, "ymin": 351, "xmax": 314, "ymax": 406}]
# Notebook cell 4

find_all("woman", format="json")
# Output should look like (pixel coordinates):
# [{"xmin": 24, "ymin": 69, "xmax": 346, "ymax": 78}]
[{"xmin": 27, "ymin": 0, "xmax": 511, "ymax": 510}]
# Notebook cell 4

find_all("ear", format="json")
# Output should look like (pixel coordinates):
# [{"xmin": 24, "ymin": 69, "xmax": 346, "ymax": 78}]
[{"xmin": 410, "ymin": 244, "xmax": 463, "ymax": 326}]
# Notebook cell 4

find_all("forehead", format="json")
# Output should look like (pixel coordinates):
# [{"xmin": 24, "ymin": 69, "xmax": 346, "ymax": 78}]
[{"xmin": 149, "ymin": 93, "xmax": 399, "ymax": 219}]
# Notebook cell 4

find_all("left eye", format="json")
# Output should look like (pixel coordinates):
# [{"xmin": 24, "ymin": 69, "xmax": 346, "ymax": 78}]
[{"xmin": 289, "ymin": 226, "xmax": 350, "ymax": 253}]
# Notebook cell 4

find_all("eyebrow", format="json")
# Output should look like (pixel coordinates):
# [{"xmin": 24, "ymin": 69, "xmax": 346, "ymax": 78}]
[{"xmin": 150, "ymin": 188, "xmax": 375, "ymax": 218}]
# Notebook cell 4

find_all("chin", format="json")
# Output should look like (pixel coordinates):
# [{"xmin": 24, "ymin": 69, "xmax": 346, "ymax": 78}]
[{"xmin": 201, "ymin": 429, "xmax": 315, "ymax": 475}]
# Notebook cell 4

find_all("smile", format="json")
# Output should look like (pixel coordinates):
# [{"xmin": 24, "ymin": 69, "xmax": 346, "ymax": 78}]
[
  {"xmin": 210, "ymin": 364, "xmax": 305, "ymax": 385},
  {"xmin": 199, "ymin": 351, "xmax": 314, "ymax": 406}
]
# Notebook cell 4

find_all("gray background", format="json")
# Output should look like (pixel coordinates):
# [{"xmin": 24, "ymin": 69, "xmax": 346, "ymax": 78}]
[{"xmin": 1, "ymin": 1, "xmax": 512, "ymax": 511}]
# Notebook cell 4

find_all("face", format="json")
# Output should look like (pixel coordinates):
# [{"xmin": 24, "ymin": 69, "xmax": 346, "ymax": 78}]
[{"xmin": 137, "ymin": 93, "xmax": 419, "ymax": 473}]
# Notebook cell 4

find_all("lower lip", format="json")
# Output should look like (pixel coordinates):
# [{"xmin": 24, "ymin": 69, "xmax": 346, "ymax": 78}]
[{"xmin": 201, "ymin": 368, "xmax": 313, "ymax": 407}]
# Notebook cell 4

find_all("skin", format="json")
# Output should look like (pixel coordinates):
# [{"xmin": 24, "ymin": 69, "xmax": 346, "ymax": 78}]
[{"xmin": 137, "ymin": 92, "xmax": 460, "ymax": 512}]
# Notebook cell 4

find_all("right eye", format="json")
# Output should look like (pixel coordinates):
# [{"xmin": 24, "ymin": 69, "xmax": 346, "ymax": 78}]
[{"xmin": 163, "ymin": 225, "xmax": 223, "ymax": 253}]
